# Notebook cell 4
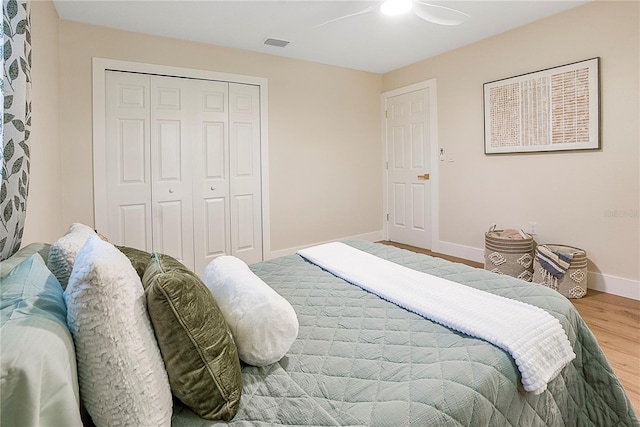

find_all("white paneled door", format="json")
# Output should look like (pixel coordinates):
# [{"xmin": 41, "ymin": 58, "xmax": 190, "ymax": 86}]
[
  {"xmin": 150, "ymin": 76, "xmax": 195, "ymax": 266},
  {"xmin": 386, "ymin": 89, "xmax": 431, "ymax": 249},
  {"xmin": 105, "ymin": 71, "xmax": 262, "ymax": 271},
  {"xmin": 190, "ymin": 79, "xmax": 232, "ymax": 274},
  {"xmin": 228, "ymin": 83, "xmax": 262, "ymax": 266},
  {"xmin": 105, "ymin": 72, "xmax": 152, "ymax": 251}
]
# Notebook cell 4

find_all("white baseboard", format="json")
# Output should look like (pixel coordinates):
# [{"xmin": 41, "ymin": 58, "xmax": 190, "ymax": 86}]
[
  {"xmin": 587, "ymin": 272, "xmax": 640, "ymax": 301},
  {"xmin": 437, "ymin": 240, "xmax": 640, "ymax": 301},
  {"xmin": 436, "ymin": 240, "xmax": 485, "ymax": 264},
  {"xmin": 266, "ymin": 230, "xmax": 385, "ymax": 260}
]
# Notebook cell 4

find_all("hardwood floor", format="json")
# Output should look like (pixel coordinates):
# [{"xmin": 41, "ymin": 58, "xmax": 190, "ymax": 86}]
[{"xmin": 379, "ymin": 241, "xmax": 640, "ymax": 414}]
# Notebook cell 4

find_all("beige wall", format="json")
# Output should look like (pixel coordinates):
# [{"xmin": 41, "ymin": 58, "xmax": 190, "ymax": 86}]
[
  {"xmin": 57, "ymin": 21, "xmax": 382, "ymax": 254},
  {"xmin": 383, "ymin": 1, "xmax": 640, "ymax": 282},
  {"xmin": 23, "ymin": 0, "xmax": 64, "ymax": 244},
  {"xmin": 23, "ymin": 1, "xmax": 639, "ymax": 289}
]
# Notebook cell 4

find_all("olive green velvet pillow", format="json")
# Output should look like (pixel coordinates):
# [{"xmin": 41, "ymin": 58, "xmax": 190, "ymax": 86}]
[
  {"xmin": 116, "ymin": 246, "xmax": 151, "ymax": 281},
  {"xmin": 143, "ymin": 253, "xmax": 242, "ymax": 421}
]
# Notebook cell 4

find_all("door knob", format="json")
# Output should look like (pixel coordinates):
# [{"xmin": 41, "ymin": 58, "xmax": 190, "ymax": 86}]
[
  {"xmin": 417, "ymin": 174, "xmax": 430, "ymax": 180},
  {"xmin": 169, "ymin": 189, "xmax": 174, "ymax": 193},
  {"xmin": 210, "ymin": 187, "xmax": 215, "ymax": 191}
]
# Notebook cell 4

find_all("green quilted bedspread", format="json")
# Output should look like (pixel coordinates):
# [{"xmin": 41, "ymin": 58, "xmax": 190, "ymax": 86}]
[{"xmin": 172, "ymin": 241, "xmax": 638, "ymax": 426}]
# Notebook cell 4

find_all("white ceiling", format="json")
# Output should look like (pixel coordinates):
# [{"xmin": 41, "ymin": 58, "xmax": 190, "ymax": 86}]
[{"xmin": 52, "ymin": 0, "xmax": 588, "ymax": 74}]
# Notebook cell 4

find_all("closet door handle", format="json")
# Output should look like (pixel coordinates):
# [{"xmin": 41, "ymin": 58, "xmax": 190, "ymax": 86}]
[
  {"xmin": 210, "ymin": 187, "xmax": 216, "ymax": 191},
  {"xmin": 169, "ymin": 189, "xmax": 174, "ymax": 194}
]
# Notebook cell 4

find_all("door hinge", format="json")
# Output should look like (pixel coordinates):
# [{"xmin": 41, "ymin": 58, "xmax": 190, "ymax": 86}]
[
  {"xmin": 385, "ymin": 110, "xmax": 388, "ymax": 118},
  {"xmin": 386, "ymin": 162, "xmax": 388, "ymax": 170},
  {"xmin": 386, "ymin": 214, "xmax": 389, "ymax": 221}
]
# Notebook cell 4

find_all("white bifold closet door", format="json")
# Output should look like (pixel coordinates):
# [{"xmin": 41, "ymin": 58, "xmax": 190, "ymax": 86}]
[{"xmin": 105, "ymin": 71, "xmax": 262, "ymax": 272}]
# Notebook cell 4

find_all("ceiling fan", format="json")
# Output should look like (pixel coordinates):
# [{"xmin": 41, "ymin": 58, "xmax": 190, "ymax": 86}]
[{"xmin": 315, "ymin": 0, "xmax": 470, "ymax": 28}]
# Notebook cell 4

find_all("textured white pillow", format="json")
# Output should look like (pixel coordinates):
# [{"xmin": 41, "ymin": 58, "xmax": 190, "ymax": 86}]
[
  {"xmin": 47, "ymin": 223, "xmax": 96, "ymax": 289},
  {"xmin": 64, "ymin": 236, "xmax": 172, "ymax": 427},
  {"xmin": 201, "ymin": 256, "xmax": 299, "ymax": 367}
]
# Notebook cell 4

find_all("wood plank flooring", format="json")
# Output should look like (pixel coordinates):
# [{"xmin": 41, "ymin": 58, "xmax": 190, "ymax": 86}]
[{"xmin": 378, "ymin": 241, "xmax": 640, "ymax": 415}]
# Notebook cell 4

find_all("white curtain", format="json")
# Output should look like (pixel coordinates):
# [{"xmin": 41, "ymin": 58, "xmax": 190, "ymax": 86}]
[{"xmin": 1, "ymin": 0, "xmax": 31, "ymax": 260}]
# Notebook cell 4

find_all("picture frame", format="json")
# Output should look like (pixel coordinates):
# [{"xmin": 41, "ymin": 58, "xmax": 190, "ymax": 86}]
[{"xmin": 483, "ymin": 57, "xmax": 600, "ymax": 154}]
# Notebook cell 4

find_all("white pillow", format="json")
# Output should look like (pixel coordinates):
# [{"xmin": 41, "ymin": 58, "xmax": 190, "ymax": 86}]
[
  {"xmin": 201, "ymin": 256, "xmax": 299, "ymax": 367},
  {"xmin": 47, "ymin": 223, "xmax": 96, "ymax": 289},
  {"xmin": 64, "ymin": 236, "xmax": 172, "ymax": 427}
]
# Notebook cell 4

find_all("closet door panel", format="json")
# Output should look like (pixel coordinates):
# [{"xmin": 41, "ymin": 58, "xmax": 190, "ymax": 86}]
[
  {"xmin": 233, "ymin": 123, "xmax": 255, "ymax": 176},
  {"xmin": 229, "ymin": 83, "xmax": 262, "ymax": 264},
  {"xmin": 155, "ymin": 200, "xmax": 186, "ymax": 259},
  {"xmin": 192, "ymin": 80, "xmax": 231, "ymax": 274},
  {"xmin": 157, "ymin": 121, "xmax": 182, "ymax": 180},
  {"xmin": 118, "ymin": 120, "xmax": 146, "ymax": 183},
  {"xmin": 234, "ymin": 194, "xmax": 255, "ymax": 251},
  {"xmin": 151, "ymin": 76, "xmax": 194, "ymax": 267},
  {"xmin": 105, "ymin": 72, "xmax": 152, "ymax": 250},
  {"xmin": 204, "ymin": 197, "xmax": 228, "ymax": 256},
  {"xmin": 204, "ymin": 122, "xmax": 226, "ymax": 179},
  {"xmin": 118, "ymin": 204, "xmax": 148, "ymax": 249}
]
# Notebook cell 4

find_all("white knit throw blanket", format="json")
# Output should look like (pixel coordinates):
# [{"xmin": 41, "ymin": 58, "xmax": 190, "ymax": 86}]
[{"xmin": 297, "ymin": 242, "xmax": 576, "ymax": 395}]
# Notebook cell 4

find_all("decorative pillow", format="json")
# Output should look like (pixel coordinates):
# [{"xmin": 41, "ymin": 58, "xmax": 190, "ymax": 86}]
[
  {"xmin": 0, "ymin": 242, "xmax": 50, "ymax": 280},
  {"xmin": 47, "ymin": 223, "xmax": 96, "ymax": 289},
  {"xmin": 64, "ymin": 236, "xmax": 172, "ymax": 427},
  {"xmin": 143, "ymin": 252, "xmax": 242, "ymax": 421},
  {"xmin": 1, "ymin": 254, "xmax": 83, "ymax": 427},
  {"xmin": 116, "ymin": 245, "xmax": 151, "ymax": 281},
  {"xmin": 201, "ymin": 256, "xmax": 299, "ymax": 367}
]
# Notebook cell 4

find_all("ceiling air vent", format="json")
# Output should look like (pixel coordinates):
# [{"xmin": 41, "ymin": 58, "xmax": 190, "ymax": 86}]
[{"xmin": 264, "ymin": 38, "xmax": 290, "ymax": 48}]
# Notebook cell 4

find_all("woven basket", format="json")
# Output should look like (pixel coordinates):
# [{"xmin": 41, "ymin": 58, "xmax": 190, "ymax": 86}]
[
  {"xmin": 484, "ymin": 227, "xmax": 535, "ymax": 282},
  {"xmin": 533, "ymin": 244, "xmax": 588, "ymax": 298}
]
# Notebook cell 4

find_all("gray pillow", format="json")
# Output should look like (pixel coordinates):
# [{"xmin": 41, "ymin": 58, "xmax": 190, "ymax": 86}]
[
  {"xmin": 143, "ymin": 253, "xmax": 242, "ymax": 421},
  {"xmin": 47, "ymin": 223, "xmax": 96, "ymax": 289}
]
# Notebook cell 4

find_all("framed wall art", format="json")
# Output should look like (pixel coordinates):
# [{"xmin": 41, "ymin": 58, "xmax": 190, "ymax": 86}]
[{"xmin": 483, "ymin": 58, "xmax": 600, "ymax": 154}]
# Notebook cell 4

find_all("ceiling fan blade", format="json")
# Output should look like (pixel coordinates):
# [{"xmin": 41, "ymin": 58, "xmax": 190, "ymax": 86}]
[
  {"xmin": 313, "ymin": 3, "xmax": 380, "ymax": 29},
  {"xmin": 413, "ymin": 1, "xmax": 470, "ymax": 26}
]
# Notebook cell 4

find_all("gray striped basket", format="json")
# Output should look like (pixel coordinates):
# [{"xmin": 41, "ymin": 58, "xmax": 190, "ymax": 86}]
[
  {"xmin": 533, "ymin": 244, "xmax": 588, "ymax": 298},
  {"xmin": 484, "ymin": 228, "xmax": 535, "ymax": 282}
]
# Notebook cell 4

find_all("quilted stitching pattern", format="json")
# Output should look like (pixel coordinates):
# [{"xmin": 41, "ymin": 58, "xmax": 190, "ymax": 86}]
[{"xmin": 172, "ymin": 241, "xmax": 638, "ymax": 426}]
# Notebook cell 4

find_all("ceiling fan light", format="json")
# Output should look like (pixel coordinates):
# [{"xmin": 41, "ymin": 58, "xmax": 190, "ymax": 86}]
[{"xmin": 380, "ymin": 0, "xmax": 413, "ymax": 16}]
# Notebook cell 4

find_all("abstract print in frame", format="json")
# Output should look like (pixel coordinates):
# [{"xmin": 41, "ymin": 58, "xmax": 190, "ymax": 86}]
[{"xmin": 484, "ymin": 58, "xmax": 599, "ymax": 154}]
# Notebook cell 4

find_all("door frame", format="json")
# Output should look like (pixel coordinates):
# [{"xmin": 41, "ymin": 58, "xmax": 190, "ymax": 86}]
[
  {"xmin": 92, "ymin": 58, "xmax": 271, "ymax": 259},
  {"xmin": 381, "ymin": 79, "xmax": 439, "ymax": 252}
]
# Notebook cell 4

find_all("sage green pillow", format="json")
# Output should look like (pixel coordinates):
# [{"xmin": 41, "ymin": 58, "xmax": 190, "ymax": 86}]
[
  {"xmin": 143, "ymin": 253, "xmax": 242, "ymax": 421},
  {"xmin": 116, "ymin": 246, "xmax": 151, "ymax": 282}
]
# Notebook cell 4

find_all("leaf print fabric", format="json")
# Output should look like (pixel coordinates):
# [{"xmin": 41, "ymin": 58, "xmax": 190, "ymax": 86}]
[{"xmin": 1, "ymin": 0, "xmax": 31, "ymax": 260}]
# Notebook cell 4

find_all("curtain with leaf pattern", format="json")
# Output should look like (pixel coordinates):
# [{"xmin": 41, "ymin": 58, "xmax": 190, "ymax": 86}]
[{"xmin": 1, "ymin": 0, "xmax": 31, "ymax": 260}]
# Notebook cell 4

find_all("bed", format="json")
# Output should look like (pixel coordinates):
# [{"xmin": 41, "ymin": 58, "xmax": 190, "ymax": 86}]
[{"xmin": 172, "ymin": 240, "xmax": 638, "ymax": 426}]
